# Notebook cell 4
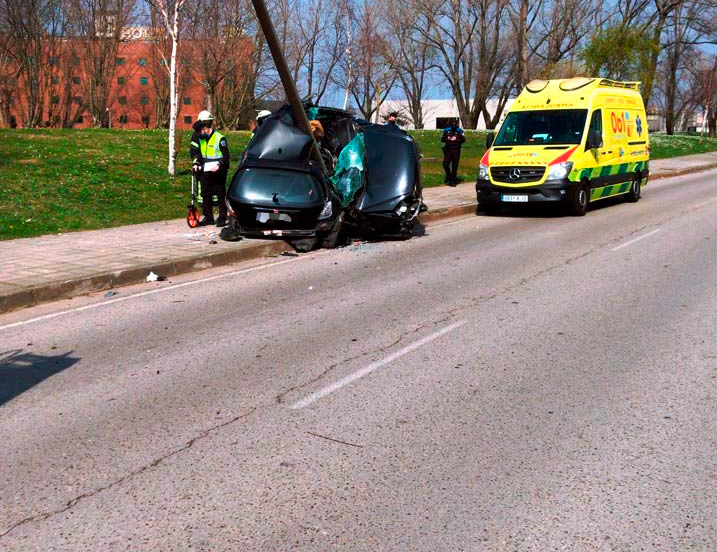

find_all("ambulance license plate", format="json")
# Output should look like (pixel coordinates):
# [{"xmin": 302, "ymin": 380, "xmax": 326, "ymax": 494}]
[{"xmin": 501, "ymin": 194, "xmax": 528, "ymax": 203}]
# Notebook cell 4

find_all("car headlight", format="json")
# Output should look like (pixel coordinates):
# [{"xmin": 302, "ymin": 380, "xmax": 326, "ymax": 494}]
[
  {"xmin": 319, "ymin": 200, "xmax": 332, "ymax": 219},
  {"xmin": 478, "ymin": 164, "xmax": 489, "ymax": 180},
  {"xmin": 547, "ymin": 161, "xmax": 573, "ymax": 180}
]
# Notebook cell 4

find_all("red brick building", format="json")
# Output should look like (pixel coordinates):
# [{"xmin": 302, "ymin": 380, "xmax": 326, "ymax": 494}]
[{"xmin": 1, "ymin": 27, "xmax": 251, "ymax": 130}]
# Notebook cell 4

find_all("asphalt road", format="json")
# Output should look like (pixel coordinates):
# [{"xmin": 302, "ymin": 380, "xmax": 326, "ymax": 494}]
[{"xmin": 1, "ymin": 171, "xmax": 716, "ymax": 551}]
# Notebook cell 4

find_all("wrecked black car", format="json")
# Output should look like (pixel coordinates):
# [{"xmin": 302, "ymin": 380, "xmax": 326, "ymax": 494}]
[{"xmin": 222, "ymin": 104, "xmax": 423, "ymax": 251}]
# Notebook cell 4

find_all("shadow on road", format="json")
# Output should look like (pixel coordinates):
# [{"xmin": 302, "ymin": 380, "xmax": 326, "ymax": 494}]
[
  {"xmin": 0, "ymin": 349, "xmax": 80, "ymax": 406},
  {"xmin": 476, "ymin": 195, "xmax": 630, "ymax": 218}
]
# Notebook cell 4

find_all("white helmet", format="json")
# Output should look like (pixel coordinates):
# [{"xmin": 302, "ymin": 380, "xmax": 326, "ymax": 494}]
[
  {"xmin": 197, "ymin": 110, "xmax": 214, "ymax": 122},
  {"xmin": 257, "ymin": 110, "xmax": 271, "ymax": 119}
]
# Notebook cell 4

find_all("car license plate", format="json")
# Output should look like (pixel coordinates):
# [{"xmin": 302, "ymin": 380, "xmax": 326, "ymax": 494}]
[
  {"xmin": 257, "ymin": 212, "xmax": 291, "ymax": 223},
  {"xmin": 501, "ymin": 194, "xmax": 528, "ymax": 203}
]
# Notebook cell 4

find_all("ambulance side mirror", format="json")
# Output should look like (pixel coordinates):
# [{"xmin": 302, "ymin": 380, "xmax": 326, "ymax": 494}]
[
  {"xmin": 485, "ymin": 132, "xmax": 495, "ymax": 149},
  {"xmin": 587, "ymin": 129, "xmax": 602, "ymax": 149}
]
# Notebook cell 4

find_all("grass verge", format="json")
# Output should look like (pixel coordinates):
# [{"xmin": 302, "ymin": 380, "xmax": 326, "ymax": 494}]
[{"xmin": 2, "ymin": 128, "xmax": 716, "ymax": 239}]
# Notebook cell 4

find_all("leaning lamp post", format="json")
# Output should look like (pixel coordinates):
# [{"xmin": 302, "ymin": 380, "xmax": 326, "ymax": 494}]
[{"xmin": 250, "ymin": 0, "xmax": 327, "ymax": 174}]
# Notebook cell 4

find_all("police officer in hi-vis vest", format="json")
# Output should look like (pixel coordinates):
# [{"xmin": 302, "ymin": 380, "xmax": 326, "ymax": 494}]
[{"xmin": 190, "ymin": 110, "xmax": 230, "ymax": 226}]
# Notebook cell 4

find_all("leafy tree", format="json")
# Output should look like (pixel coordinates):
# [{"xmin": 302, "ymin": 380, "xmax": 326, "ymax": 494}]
[{"xmin": 580, "ymin": 24, "xmax": 656, "ymax": 82}]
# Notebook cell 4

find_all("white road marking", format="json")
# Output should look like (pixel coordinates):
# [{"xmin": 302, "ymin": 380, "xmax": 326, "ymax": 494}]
[
  {"xmin": 611, "ymin": 229, "xmax": 662, "ymax": 251},
  {"xmin": 289, "ymin": 320, "xmax": 466, "ymax": 410},
  {"xmin": 0, "ymin": 257, "xmax": 305, "ymax": 331}
]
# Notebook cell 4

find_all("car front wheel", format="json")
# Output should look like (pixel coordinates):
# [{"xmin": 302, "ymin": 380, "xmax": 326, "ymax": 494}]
[{"xmin": 321, "ymin": 212, "xmax": 345, "ymax": 249}]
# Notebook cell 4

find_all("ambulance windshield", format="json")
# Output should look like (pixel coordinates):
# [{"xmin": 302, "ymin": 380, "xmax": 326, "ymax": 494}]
[{"xmin": 495, "ymin": 109, "xmax": 587, "ymax": 146}]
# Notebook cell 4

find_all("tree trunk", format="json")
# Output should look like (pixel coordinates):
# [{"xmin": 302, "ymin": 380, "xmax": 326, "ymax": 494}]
[
  {"xmin": 167, "ymin": 7, "xmax": 180, "ymax": 176},
  {"xmin": 516, "ymin": 0, "xmax": 529, "ymax": 91}
]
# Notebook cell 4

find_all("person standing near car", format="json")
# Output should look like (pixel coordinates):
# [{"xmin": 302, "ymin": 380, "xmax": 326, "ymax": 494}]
[
  {"xmin": 191, "ymin": 110, "xmax": 230, "ymax": 226},
  {"xmin": 385, "ymin": 111, "xmax": 407, "ymax": 135},
  {"xmin": 441, "ymin": 118, "xmax": 465, "ymax": 186}
]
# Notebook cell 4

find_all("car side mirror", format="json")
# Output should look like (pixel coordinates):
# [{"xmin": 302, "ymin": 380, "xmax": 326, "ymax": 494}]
[
  {"xmin": 485, "ymin": 132, "xmax": 495, "ymax": 149},
  {"xmin": 587, "ymin": 129, "xmax": 602, "ymax": 149}
]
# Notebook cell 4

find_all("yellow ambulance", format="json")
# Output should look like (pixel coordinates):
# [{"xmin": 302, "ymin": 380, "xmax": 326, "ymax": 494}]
[{"xmin": 476, "ymin": 77, "xmax": 649, "ymax": 215}]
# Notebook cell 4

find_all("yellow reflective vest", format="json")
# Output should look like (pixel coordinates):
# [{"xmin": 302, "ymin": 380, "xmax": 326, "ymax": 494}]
[{"xmin": 200, "ymin": 130, "xmax": 225, "ymax": 162}]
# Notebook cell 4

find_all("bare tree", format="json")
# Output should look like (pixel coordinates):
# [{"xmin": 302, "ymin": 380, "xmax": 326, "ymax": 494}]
[
  {"xmin": 384, "ymin": 0, "xmax": 436, "ymax": 128},
  {"xmin": 473, "ymin": 0, "xmax": 513, "ymax": 129},
  {"xmin": 508, "ymin": 0, "xmax": 542, "ymax": 90},
  {"xmin": 144, "ymin": 33, "xmax": 171, "ymax": 128},
  {"xmin": 534, "ymin": 0, "xmax": 602, "ymax": 77},
  {"xmin": 0, "ymin": 46, "xmax": 20, "ymax": 126},
  {"xmin": 642, "ymin": 0, "xmax": 688, "ymax": 107},
  {"xmin": 692, "ymin": 56, "xmax": 717, "ymax": 136},
  {"xmin": 143, "ymin": 0, "xmax": 188, "ymax": 175},
  {"xmin": 212, "ymin": 4, "xmax": 280, "ymax": 129},
  {"xmin": 294, "ymin": 0, "xmax": 345, "ymax": 103},
  {"xmin": 54, "ymin": 50, "xmax": 87, "ymax": 127},
  {"xmin": 411, "ymin": 0, "xmax": 481, "ymax": 127},
  {"xmin": 656, "ymin": 1, "xmax": 705, "ymax": 133},
  {"xmin": 63, "ymin": 0, "xmax": 136, "ymax": 127},
  {"xmin": 185, "ymin": 0, "xmax": 255, "ymax": 117},
  {"xmin": 339, "ymin": 0, "xmax": 397, "ymax": 121},
  {"xmin": 0, "ymin": 0, "xmax": 64, "ymax": 127}
]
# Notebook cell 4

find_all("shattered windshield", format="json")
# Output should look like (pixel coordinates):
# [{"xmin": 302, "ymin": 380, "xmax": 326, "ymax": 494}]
[{"xmin": 495, "ymin": 109, "xmax": 588, "ymax": 146}]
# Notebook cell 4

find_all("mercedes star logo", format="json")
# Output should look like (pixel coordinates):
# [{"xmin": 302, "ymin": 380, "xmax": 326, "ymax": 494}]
[{"xmin": 509, "ymin": 168, "xmax": 521, "ymax": 180}]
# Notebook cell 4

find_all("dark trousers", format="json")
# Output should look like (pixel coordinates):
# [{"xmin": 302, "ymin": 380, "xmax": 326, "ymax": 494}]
[
  {"xmin": 443, "ymin": 148, "xmax": 461, "ymax": 182},
  {"xmin": 200, "ymin": 171, "xmax": 228, "ymax": 220}
]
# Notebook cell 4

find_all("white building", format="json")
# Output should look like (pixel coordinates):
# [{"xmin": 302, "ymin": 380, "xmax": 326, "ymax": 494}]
[{"xmin": 379, "ymin": 98, "xmax": 515, "ymax": 130}]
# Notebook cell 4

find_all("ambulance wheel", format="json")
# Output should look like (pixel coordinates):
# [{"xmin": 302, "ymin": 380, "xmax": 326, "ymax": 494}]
[
  {"xmin": 570, "ymin": 183, "xmax": 589, "ymax": 216},
  {"xmin": 625, "ymin": 175, "xmax": 641, "ymax": 203}
]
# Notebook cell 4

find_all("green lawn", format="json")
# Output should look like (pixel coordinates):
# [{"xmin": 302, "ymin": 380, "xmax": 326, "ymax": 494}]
[{"xmin": 2, "ymin": 128, "xmax": 716, "ymax": 239}]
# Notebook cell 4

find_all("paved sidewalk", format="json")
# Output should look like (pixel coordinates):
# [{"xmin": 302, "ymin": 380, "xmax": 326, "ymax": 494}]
[{"xmin": 2, "ymin": 152, "xmax": 717, "ymax": 313}]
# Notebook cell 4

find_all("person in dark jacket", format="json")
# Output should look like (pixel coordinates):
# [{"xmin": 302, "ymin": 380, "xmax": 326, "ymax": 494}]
[
  {"xmin": 441, "ymin": 118, "xmax": 466, "ymax": 185},
  {"xmin": 189, "ymin": 110, "xmax": 230, "ymax": 226},
  {"xmin": 385, "ymin": 111, "xmax": 407, "ymax": 135}
]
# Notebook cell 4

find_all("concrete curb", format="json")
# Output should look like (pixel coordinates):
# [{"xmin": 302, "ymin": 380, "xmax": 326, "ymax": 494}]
[
  {"xmin": 419, "ymin": 203, "xmax": 478, "ymax": 223},
  {"xmin": 0, "ymin": 240, "xmax": 291, "ymax": 314},
  {"xmin": 649, "ymin": 161, "xmax": 717, "ymax": 180},
  {"xmin": 1, "ymin": 205, "xmax": 485, "ymax": 314}
]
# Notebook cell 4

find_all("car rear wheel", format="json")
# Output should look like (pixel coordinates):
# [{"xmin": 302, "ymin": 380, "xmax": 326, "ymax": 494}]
[
  {"xmin": 291, "ymin": 238, "xmax": 318, "ymax": 253},
  {"xmin": 570, "ymin": 183, "xmax": 589, "ymax": 216},
  {"xmin": 219, "ymin": 216, "xmax": 242, "ymax": 241}
]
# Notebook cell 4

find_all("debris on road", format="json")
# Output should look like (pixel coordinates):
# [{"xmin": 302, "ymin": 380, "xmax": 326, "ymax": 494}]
[{"xmin": 146, "ymin": 272, "xmax": 167, "ymax": 282}]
